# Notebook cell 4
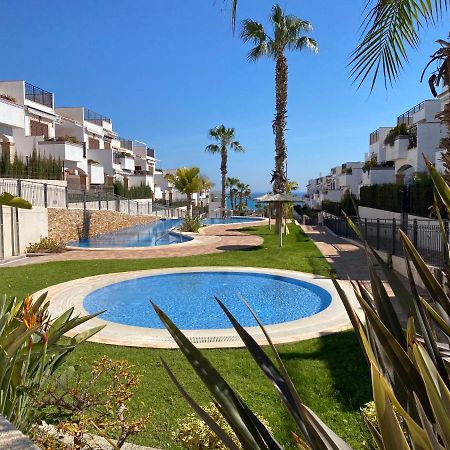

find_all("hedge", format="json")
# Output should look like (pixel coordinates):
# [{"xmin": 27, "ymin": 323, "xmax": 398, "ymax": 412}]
[{"xmin": 359, "ymin": 178, "xmax": 434, "ymax": 217}]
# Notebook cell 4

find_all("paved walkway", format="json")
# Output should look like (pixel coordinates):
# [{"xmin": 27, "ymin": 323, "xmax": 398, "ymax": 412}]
[
  {"xmin": 300, "ymin": 224, "xmax": 370, "ymax": 281},
  {"xmin": 1, "ymin": 222, "xmax": 267, "ymax": 267}
]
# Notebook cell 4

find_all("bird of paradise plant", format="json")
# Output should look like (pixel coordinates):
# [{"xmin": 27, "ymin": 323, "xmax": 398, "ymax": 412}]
[{"xmin": 0, "ymin": 292, "xmax": 104, "ymax": 433}]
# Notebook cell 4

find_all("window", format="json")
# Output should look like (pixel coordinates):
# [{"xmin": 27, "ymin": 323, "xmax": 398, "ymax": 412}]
[
  {"xmin": 30, "ymin": 120, "xmax": 49, "ymax": 137},
  {"xmin": 88, "ymin": 137, "xmax": 99, "ymax": 149}
]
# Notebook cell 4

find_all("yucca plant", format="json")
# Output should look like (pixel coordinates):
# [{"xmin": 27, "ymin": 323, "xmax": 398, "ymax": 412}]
[
  {"xmin": 0, "ymin": 292, "xmax": 104, "ymax": 433},
  {"xmin": 152, "ymin": 160, "xmax": 450, "ymax": 449}
]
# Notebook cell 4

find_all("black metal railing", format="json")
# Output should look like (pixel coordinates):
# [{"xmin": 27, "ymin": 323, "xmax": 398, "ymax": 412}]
[
  {"xmin": 325, "ymin": 215, "xmax": 448, "ymax": 268},
  {"xmin": 369, "ymin": 130, "xmax": 379, "ymax": 145},
  {"xmin": 119, "ymin": 138, "xmax": 133, "ymax": 151},
  {"xmin": 25, "ymin": 82, "xmax": 53, "ymax": 108},
  {"xmin": 397, "ymin": 101, "xmax": 426, "ymax": 125},
  {"xmin": 84, "ymin": 108, "xmax": 111, "ymax": 125}
]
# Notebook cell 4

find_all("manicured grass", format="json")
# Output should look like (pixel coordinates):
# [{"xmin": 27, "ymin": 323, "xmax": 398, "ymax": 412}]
[
  {"xmin": 1, "ymin": 224, "xmax": 371, "ymax": 448},
  {"xmin": 0, "ymin": 224, "xmax": 331, "ymax": 299}
]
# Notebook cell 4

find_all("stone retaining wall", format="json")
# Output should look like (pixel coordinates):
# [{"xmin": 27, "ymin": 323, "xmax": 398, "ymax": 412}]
[{"xmin": 48, "ymin": 209, "xmax": 158, "ymax": 243}]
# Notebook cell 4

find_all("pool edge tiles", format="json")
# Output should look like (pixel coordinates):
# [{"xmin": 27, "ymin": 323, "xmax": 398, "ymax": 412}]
[
  {"xmin": 82, "ymin": 271, "xmax": 333, "ymax": 329},
  {"xmin": 39, "ymin": 267, "xmax": 360, "ymax": 349}
]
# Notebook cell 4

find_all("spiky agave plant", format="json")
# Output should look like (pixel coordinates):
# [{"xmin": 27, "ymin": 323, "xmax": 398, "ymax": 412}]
[{"xmin": 152, "ymin": 160, "xmax": 450, "ymax": 449}]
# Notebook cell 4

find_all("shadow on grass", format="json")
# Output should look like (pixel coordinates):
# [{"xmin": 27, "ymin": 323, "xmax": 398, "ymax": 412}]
[
  {"xmin": 279, "ymin": 331, "xmax": 371, "ymax": 413},
  {"xmin": 216, "ymin": 245, "xmax": 263, "ymax": 251}
]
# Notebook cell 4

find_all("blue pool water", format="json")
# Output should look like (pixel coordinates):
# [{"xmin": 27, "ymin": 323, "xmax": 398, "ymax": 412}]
[
  {"xmin": 70, "ymin": 216, "xmax": 264, "ymax": 248},
  {"xmin": 83, "ymin": 271, "xmax": 332, "ymax": 329}
]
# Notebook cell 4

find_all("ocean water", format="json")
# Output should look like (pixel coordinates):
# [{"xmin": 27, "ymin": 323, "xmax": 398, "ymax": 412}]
[{"xmin": 226, "ymin": 191, "xmax": 304, "ymax": 210}]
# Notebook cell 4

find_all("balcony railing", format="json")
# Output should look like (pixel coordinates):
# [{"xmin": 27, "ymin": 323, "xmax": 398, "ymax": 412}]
[
  {"xmin": 369, "ymin": 130, "xmax": 379, "ymax": 145},
  {"xmin": 397, "ymin": 101, "xmax": 426, "ymax": 125},
  {"xmin": 120, "ymin": 138, "xmax": 133, "ymax": 151},
  {"xmin": 84, "ymin": 108, "xmax": 111, "ymax": 125},
  {"xmin": 25, "ymin": 82, "xmax": 53, "ymax": 108}
]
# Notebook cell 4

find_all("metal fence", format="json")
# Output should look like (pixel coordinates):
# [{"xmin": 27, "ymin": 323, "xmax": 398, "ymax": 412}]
[
  {"xmin": 324, "ymin": 215, "xmax": 447, "ymax": 268},
  {"xmin": 0, "ymin": 179, "xmax": 186, "ymax": 218}
]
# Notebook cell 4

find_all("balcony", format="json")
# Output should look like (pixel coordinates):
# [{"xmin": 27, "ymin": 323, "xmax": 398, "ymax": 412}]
[
  {"xmin": 397, "ymin": 100, "xmax": 441, "ymax": 126},
  {"xmin": 38, "ymin": 139, "xmax": 84, "ymax": 162},
  {"xmin": 147, "ymin": 148, "xmax": 155, "ymax": 158},
  {"xmin": 120, "ymin": 138, "xmax": 133, "ymax": 151},
  {"xmin": 369, "ymin": 130, "xmax": 379, "ymax": 145},
  {"xmin": 25, "ymin": 82, "xmax": 53, "ymax": 108},
  {"xmin": 84, "ymin": 108, "xmax": 111, "ymax": 128},
  {"xmin": 362, "ymin": 166, "xmax": 395, "ymax": 186},
  {"xmin": 0, "ymin": 97, "xmax": 24, "ymax": 129},
  {"xmin": 387, "ymin": 135, "xmax": 409, "ymax": 160}
]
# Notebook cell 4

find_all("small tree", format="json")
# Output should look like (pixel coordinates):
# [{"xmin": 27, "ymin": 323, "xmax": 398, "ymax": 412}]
[
  {"xmin": 165, "ymin": 167, "xmax": 203, "ymax": 217},
  {"xmin": 35, "ymin": 357, "xmax": 151, "ymax": 449}
]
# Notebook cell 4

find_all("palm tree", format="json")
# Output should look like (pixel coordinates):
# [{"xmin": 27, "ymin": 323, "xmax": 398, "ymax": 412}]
[
  {"xmin": 241, "ymin": 5, "xmax": 318, "ymax": 233},
  {"xmin": 236, "ymin": 182, "xmax": 250, "ymax": 211},
  {"xmin": 205, "ymin": 125, "xmax": 244, "ymax": 213},
  {"xmin": 164, "ymin": 167, "xmax": 203, "ymax": 218},
  {"xmin": 226, "ymin": 177, "xmax": 239, "ymax": 211}
]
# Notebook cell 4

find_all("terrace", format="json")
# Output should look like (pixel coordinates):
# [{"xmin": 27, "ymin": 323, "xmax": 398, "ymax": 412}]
[
  {"xmin": 24, "ymin": 82, "xmax": 54, "ymax": 108},
  {"xmin": 83, "ymin": 108, "xmax": 112, "ymax": 128}
]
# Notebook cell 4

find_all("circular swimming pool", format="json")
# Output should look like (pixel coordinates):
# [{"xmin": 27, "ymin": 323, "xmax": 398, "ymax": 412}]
[
  {"xmin": 83, "ymin": 271, "xmax": 332, "ymax": 329},
  {"xmin": 40, "ymin": 267, "xmax": 353, "ymax": 348}
]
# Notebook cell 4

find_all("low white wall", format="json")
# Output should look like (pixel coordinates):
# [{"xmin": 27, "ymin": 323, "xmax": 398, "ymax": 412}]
[
  {"xmin": 358, "ymin": 206, "xmax": 434, "ymax": 222},
  {"xmin": 359, "ymin": 206, "xmax": 400, "ymax": 220},
  {"xmin": 1, "ymin": 206, "xmax": 48, "ymax": 258}
]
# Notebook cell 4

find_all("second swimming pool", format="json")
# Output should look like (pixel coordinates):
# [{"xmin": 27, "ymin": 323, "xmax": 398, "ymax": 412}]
[{"xmin": 69, "ymin": 216, "xmax": 265, "ymax": 249}]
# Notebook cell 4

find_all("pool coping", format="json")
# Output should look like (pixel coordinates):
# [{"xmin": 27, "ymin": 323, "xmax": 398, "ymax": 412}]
[
  {"xmin": 65, "ymin": 218, "xmax": 268, "ymax": 251},
  {"xmin": 37, "ymin": 267, "xmax": 360, "ymax": 349}
]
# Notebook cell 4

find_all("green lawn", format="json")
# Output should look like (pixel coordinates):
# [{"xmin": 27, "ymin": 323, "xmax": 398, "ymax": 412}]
[{"xmin": 0, "ymin": 225, "xmax": 371, "ymax": 449}]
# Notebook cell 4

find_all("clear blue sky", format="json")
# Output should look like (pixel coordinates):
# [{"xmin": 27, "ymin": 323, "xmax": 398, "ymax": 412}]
[{"xmin": 0, "ymin": 0, "xmax": 447, "ymax": 191}]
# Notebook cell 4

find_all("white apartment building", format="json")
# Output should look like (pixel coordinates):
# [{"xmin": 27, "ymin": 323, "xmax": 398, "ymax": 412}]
[
  {"xmin": 363, "ymin": 99, "xmax": 444, "ymax": 187},
  {"xmin": 0, "ymin": 79, "xmax": 209, "ymax": 206},
  {"xmin": 130, "ymin": 140, "xmax": 157, "ymax": 192},
  {"xmin": 305, "ymin": 162, "xmax": 363, "ymax": 209}
]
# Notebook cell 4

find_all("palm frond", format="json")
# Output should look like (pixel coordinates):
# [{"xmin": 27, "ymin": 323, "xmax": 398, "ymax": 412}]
[
  {"xmin": 205, "ymin": 144, "xmax": 221, "ymax": 154},
  {"xmin": 240, "ymin": 19, "xmax": 267, "ymax": 45},
  {"xmin": 291, "ymin": 36, "xmax": 319, "ymax": 53},
  {"xmin": 230, "ymin": 141, "xmax": 245, "ymax": 152},
  {"xmin": 350, "ymin": 0, "xmax": 449, "ymax": 90}
]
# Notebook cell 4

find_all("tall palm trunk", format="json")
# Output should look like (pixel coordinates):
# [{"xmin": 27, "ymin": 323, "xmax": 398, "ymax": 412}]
[
  {"xmin": 220, "ymin": 151, "xmax": 227, "ymax": 212},
  {"xmin": 273, "ymin": 50, "xmax": 288, "ymax": 234},
  {"xmin": 186, "ymin": 192, "xmax": 192, "ymax": 218},
  {"xmin": 229, "ymin": 187, "xmax": 234, "ymax": 211}
]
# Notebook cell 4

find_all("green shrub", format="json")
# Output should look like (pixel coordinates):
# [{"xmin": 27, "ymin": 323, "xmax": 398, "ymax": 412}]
[
  {"xmin": 360, "ymin": 183, "xmax": 402, "ymax": 212},
  {"xmin": 114, "ymin": 181, "xmax": 153, "ymax": 199},
  {"xmin": 0, "ymin": 293, "xmax": 104, "ymax": 432},
  {"xmin": 383, "ymin": 123, "xmax": 410, "ymax": 146},
  {"xmin": 322, "ymin": 192, "xmax": 357, "ymax": 217},
  {"xmin": 180, "ymin": 216, "xmax": 202, "ymax": 232},
  {"xmin": 34, "ymin": 357, "xmax": 151, "ymax": 449},
  {"xmin": 0, "ymin": 149, "xmax": 63, "ymax": 180},
  {"xmin": 174, "ymin": 402, "xmax": 270, "ymax": 450},
  {"xmin": 26, "ymin": 237, "xmax": 65, "ymax": 254}
]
